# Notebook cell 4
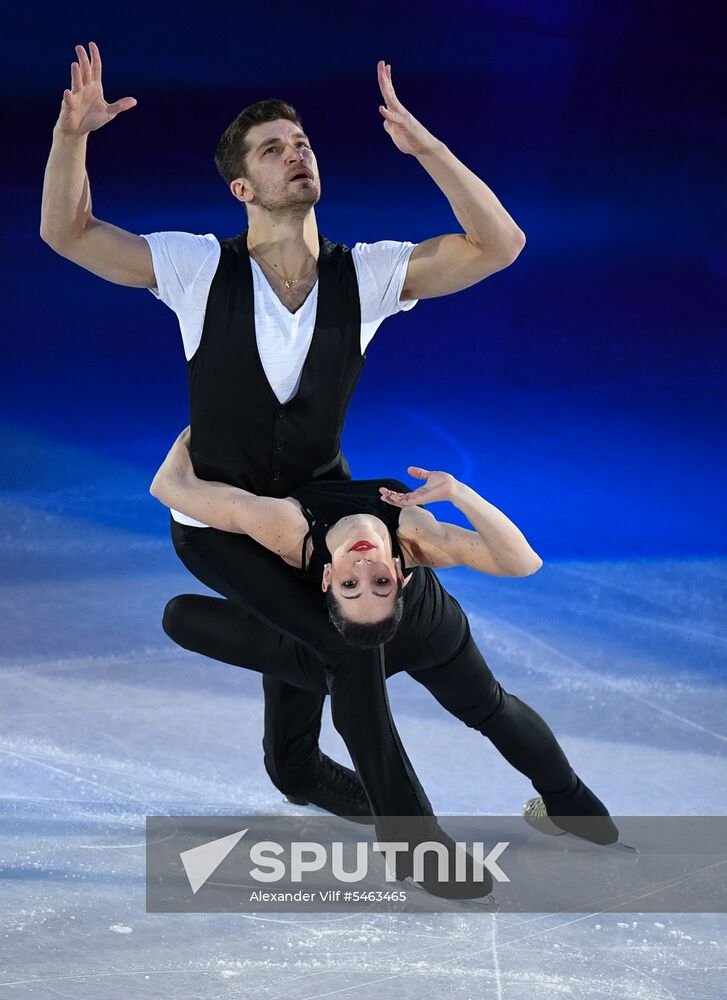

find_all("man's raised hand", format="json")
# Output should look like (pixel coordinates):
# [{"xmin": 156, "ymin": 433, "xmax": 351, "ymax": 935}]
[
  {"xmin": 56, "ymin": 42, "xmax": 137, "ymax": 136},
  {"xmin": 379, "ymin": 467, "xmax": 458, "ymax": 508},
  {"xmin": 377, "ymin": 60, "xmax": 439, "ymax": 157}
]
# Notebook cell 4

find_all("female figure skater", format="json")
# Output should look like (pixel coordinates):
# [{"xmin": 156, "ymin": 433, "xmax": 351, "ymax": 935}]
[
  {"xmin": 151, "ymin": 428, "xmax": 543, "ymax": 649},
  {"xmin": 151, "ymin": 427, "xmax": 619, "ymax": 857}
]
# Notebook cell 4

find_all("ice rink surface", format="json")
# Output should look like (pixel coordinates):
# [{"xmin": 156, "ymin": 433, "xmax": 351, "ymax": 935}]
[{"xmin": 2, "ymin": 468, "xmax": 725, "ymax": 998}]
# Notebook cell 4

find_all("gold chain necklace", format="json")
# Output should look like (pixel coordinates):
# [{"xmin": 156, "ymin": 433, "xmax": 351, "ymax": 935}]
[{"xmin": 248, "ymin": 243, "xmax": 317, "ymax": 289}]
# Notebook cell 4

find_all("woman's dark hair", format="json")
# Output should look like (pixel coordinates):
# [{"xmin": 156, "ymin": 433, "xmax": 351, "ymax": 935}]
[
  {"xmin": 214, "ymin": 98, "xmax": 303, "ymax": 187},
  {"xmin": 324, "ymin": 582, "xmax": 405, "ymax": 649}
]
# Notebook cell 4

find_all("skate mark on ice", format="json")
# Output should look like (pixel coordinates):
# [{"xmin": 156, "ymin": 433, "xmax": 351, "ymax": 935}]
[
  {"xmin": 619, "ymin": 961, "xmax": 678, "ymax": 1000},
  {"xmin": 468, "ymin": 613, "xmax": 727, "ymax": 746},
  {"xmin": 491, "ymin": 914, "xmax": 504, "ymax": 1000},
  {"xmin": 0, "ymin": 745, "xmax": 149, "ymax": 803},
  {"xmin": 0, "ymin": 738, "xmax": 242, "ymax": 800}
]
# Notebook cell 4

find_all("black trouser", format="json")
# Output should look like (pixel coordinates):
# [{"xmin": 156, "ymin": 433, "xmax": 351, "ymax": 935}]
[
  {"xmin": 167, "ymin": 517, "xmax": 582, "ymax": 821},
  {"xmin": 169, "ymin": 518, "xmax": 433, "ymax": 823}
]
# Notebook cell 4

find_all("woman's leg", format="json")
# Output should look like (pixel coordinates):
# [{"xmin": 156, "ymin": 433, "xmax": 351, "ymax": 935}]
[{"xmin": 408, "ymin": 619, "xmax": 616, "ymax": 837}]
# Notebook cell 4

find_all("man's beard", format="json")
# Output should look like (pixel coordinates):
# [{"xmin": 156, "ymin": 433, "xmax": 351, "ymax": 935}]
[{"xmin": 253, "ymin": 180, "xmax": 320, "ymax": 216}]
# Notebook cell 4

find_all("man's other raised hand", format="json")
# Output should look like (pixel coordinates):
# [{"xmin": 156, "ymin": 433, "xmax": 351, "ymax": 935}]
[{"xmin": 377, "ymin": 60, "xmax": 439, "ymax": 157}]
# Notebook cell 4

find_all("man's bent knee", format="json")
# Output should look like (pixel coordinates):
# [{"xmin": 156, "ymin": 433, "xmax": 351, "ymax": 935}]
[{"xmin": 162, "ymin": 594, "xmax": 196, "ymax": 646}]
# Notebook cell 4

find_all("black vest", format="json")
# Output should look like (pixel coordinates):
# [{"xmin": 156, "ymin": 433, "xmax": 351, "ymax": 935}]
[{"xmin": 188, "ymin": 231, "xmax": 364, "ymax": 498}]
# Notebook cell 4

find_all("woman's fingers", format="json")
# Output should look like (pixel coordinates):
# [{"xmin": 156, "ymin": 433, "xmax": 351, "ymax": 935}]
[
  {"xmin": 381, "ymin": 489, "xmax": 424, "ymax": 505},
  {"xmin": 379, "ymin": 487, "xmax": 407, "ymax": 506}
]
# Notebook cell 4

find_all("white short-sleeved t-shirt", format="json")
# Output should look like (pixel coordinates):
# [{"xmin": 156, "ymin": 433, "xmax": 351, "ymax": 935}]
[{"xmin": 141, "ymin": 231, "xmax": 418, "ymax": 526}]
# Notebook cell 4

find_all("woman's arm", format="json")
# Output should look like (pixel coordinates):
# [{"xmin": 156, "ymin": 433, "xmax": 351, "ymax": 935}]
[
  {"xmin": 388, "ymin": 466, "xmax": 542, "ymax": 577},
  {"xmin": 149, "ymin": 427, "xmax": 304, "ymax": 561}
]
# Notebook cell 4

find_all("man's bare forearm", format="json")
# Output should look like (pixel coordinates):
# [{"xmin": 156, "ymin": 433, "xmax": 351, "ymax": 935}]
[
  {"xmin": 40, "ymin": 128, "xmax": 93, "ymax": 247},
  {"xmin": 416, "ymin": 141, "xmax": 525, "ymax": 258}
]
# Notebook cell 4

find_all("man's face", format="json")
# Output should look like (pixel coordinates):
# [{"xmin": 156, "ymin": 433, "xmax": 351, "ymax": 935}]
[{"xmin": 237, "ymin": 119, "xmax": 320, "ymax": 213}]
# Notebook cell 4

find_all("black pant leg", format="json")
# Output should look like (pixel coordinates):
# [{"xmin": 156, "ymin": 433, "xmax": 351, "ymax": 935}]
[
  {"xmin": 162, "ymin": 593, "xmax": 327, "ymax": 692},
  {"xmin": 167, "ymin": 519, "xmax": 433, "ymax": 820},
  {"xmin": 259, "ymin": 450, "xmax": 355, "ymax": 788},
  {"xmin": 397, "ymin": 573, "xmax": 613, "ymax": 825},
  {"xmin": 325, "ymin": 646, "xmax": 434, "ymax": 842},
  {"xmin": 162, "ymin": 593, "xmax": 328, "ymax": 788},
  {"xmin": 170, "ymin": 516, "xmax": 351, "ymax": 787},
  {"xmin": 170, "ymin": 517, "xmax": 352, "ymax": 656},
  {"xmin": 408, "ymin": 619, "xmax": 576, "ymax": 796},
  {"xmin": 261, "ymin": 675, "xmax": 324, "ymax": 789},
  {"xmin": 410, "ymin": 629, "xmax": 615, "ymax": 838}
]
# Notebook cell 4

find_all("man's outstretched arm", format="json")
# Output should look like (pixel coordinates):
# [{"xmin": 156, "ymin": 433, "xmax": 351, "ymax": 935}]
[
  {"xmin": 376, "ymin": 60, "xmax": 526, "ymax": 301},
  {"xmin": 40, "ymin": 41, "xmax": 155, "ymax": 288}
]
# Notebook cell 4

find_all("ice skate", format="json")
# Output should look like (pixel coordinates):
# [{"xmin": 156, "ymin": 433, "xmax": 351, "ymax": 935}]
[
  {"xmin": 523, "ymin": 796, "xmax": 638, "ymax": 854},
  {"xmin": 281, "ymin": 751, "xmax": 374, "ymax": 824}
]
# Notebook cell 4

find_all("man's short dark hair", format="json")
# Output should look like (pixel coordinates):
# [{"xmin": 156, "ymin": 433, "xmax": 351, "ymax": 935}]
[
  {"xmin": 324, "ymin": 582, "xmax": 405, "ymax": 650},
  {"xmin": 214, "ymin": 99, "xmax": 303, "ymax": 187}
]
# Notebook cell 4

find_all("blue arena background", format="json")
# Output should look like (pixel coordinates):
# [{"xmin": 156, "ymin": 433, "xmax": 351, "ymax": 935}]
[{"xmin": 3, "ymin": 0, "xmax": 725, "ymax": 560}]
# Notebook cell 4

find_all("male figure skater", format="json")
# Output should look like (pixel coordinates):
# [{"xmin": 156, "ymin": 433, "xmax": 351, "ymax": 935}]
[{"xmin": 40, "ymin": 43, "xmax": 527, "ymax": 817}]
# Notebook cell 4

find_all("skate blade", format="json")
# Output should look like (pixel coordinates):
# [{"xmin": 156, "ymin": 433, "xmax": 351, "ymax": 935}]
[
  {"xmin": 524, "ymin": 812, "xmax": 638, "ymax": 854},
  {"xmin": 283, "ymin": 794, "xmax": 375, "ymax": 825},
  {"xmin": 402, "ymin": 876, "xmax": 499, "ymax": 908},
  {"xmin": 557, "ymin": 830, "xmax": 640, "ymax": 855},
  {"xmin": 609, "ymin": 840, "xmax": 639, "ymax": 854},
  {"xmin": 459, "ymin": 894, "xmax": 500, "ymax": 911}
]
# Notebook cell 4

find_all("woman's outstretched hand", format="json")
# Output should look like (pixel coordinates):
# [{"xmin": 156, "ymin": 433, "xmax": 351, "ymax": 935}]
[
  {"xmin": 56, "ymin": 41, "xmax": 137, "ymax": 136},
  {"xmin": 379, "ymin": 467, "xmax": 458, "ymax": 507}
]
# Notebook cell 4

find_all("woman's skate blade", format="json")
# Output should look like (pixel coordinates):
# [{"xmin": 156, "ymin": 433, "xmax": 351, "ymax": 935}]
[{"xmin": 523, "ymin": 796, "xmax": 638, "ymax": 854}]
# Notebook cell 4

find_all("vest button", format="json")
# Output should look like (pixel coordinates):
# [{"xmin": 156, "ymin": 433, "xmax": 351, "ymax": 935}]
[
  {"xmin": 278, "ymin": 408, "xmax": 286, "ymax": 418},
  {"xmin": 275, "ymin": 440, "xmax": 285, "ymax": 451}
]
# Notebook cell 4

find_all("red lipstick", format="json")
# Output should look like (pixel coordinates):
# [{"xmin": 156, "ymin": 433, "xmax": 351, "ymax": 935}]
[{"xmin": 349, "ymin": 540, "xmax": 376, "ymax": 552}]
